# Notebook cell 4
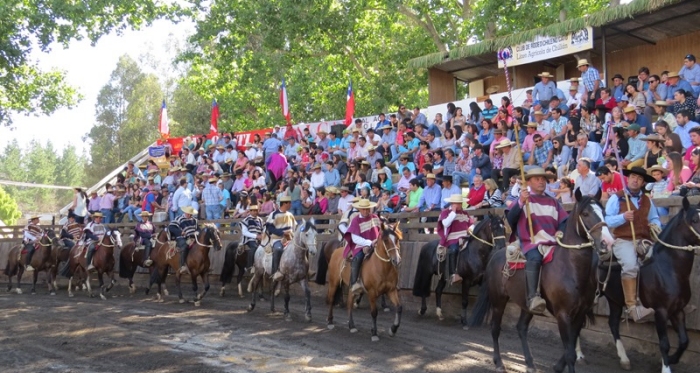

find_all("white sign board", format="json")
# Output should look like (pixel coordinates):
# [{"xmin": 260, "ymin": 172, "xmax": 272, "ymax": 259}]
[{"xmin": 497, "ymin": 26, "xmax": 593, "ymax": 68}]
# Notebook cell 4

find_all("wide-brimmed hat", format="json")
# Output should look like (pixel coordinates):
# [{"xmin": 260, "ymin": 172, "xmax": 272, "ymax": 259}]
[
  {"xmin": 444, "ymin": 194, "xmax": 464, "ymax": 204},
  {"xmin": 376, "ymin": 169, "xmax": 385, "ymax": 175},
  {"xmin": 208, "ymin": 177, "xmax": 218, "ymax": 183},
  {"xmin": 29, "ymin": 215, "xmax": 41, "ymax": 220},
  {"xmin": 352, "ymin": 196, "xmax": 361, "ymax": 203},
  {"xmin": 367, "ymin": 145, "xmax": 377, "ymax": 151},
  {"xmin": 569, "ymin": 77, "xmax": 580, "ymax": 82},
  {"xmin": 326, "ymin": 186, "xmax": 338, "ymax": 194},
  {"xmin": 180, "ymin": 206, "xmax": 195, "ymax": 215},
  {"xmin": 317, "ymin": 130, "xmax": 327, "ymax": 135},
  {"xmin": 92, "ymin": 212, "xmax": 104, "ymax": 218},
  {"xmin": 352, "ymin": 199, "xmax": 377, "ymax": 209},
  {"xmin": 577, "ymin": 59, "xmax": 590, "ymax": 68},
  {"xmin": 612, "ymin": 73, "xmax": 624, "ymax": 81},
  {"xmin": 623, "ymin": 106, "xmax": 636, "ymax": 113},
  {"xmin": 654, "ymin": 100, "xmax": 669, "ymax": 107},
  {"xmin": 248, "ymin": 205, "xmax": 259, "ymax": 210},
  {"xmin": 225, "ymin": 158, "xmax": 234, "ymax": 163},
  {"xmin": 526, "ymin": 122, "xmax": 539, "ymax": 128},
  {"xmin": 666, "ymin": 71, "xmax": 680, "ymax": 78},
  {"xmin": 339, "ymin": 186, "xmax": 350, "ymax": 192},
  {"xmin": 348, "ymin": 138, "xmax": 357, "ymax": 143},
  {"xmin": 379, "ymin": 125, "xmax": 393, "ymax": 131},
  {"xmin": 221, "ymin": 173, "xmax": 231, "ymax": 177},
  {"xmin": 240, "ymin": 191, "xmax": 249, "ymax": 197},
  {"xmin": 312, "ymin": 163, "xmax": 321, "ymax": 170},
  {"xmin": 495, "ymin": 139, "xmax": 515, "ymax": 149},
  {"xmin": 139, "ymin": 211, "xmax": 152, "ymax": 217},
  {"xmin": 647, "ymin": 165, "xmax": 669, "ymax": 176},
  {"xmin": 524, "ymin": 167, "xmax": 557, "ymax": 180},
  {"xmin": 644, "ymin": 134, "xmax": 665, "ymax": 143},
  {"xmin": 569, "ymin": 86, "xmax": 579, "ymax": 91},
  {"xmin": 426, "ymin": 173, "xmax": 436, "ymax": 179},
  {"xmin": 623, "ymin": 166, "xmax": 656, "ymax": 183},
  {"xmin": 532, "ymin": 110, "xmax": 544, "ymax": 116},
  {"xmin": 216, "ymin": 145, "xmax": 225, "ymax": 150},
  {"xmin": 279, "ymin": 196, "xmax": 292, "ymax": 202},
  {"xmin": 537, "ymin": 72, "xmax": 554, "ymax": 78}
]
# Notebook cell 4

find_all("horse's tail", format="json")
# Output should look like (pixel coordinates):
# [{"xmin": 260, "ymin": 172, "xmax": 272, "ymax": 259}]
[
  {"xmin": 412, "ymin": 241, "xmax": 438, "ymax": 298},
  {"xmin": 118, "ymin": 245, "xmax": 131, "ymax": 279},
  {"xmin": 220, "ymin": 242, "xmax": 239, "ymax": 285},
  {"xmin": 315, "ymin": 242, "xmax": 329, "ymax": 285},
  {"xmin": 585, "ymin": 308, "xmax": 596, "ymax": 327},
  {"xmin": 468, "ymin": 281, "xmax": 491, "ymax": 327},
  {"xmin": 5, "ymin": 248, "xmax": 17, "ymax": 277}
]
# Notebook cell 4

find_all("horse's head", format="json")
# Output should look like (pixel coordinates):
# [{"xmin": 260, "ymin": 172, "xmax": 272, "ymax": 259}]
[
  {"xmin": 572, "ymin": 189, "xmax": 614, "ymax": 253},
  {"xmin": 298, "ymin": 218, "xmax": 318, "ymax": 256},
  {"xmin": 487, "ymin": 213, "xmax": 508, "ymax": 251},
  {"xmin": 201, "ymin": 223, "xmax": 223, "ymax": 251},
  {"xmin": 678, "ymin": 197, "xmax": 700, "ymax": 245},
  {"xmin": 104, "ymin": 228, "xmax": 123, "ymax": 248},
  {"xmin": 45, "ymin": 229, "xmax": 64, "ymax": 250},
  {"xmin": 379, "ymin": 218, "xmax": 402, "ymax": 267}
]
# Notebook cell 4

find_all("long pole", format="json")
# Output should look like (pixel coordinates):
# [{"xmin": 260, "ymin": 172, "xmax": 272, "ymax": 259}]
[
  {"xmin": 605, "ymin": 124, "xmax": 635, "ymax": 241},
  {"xmin": 499, "ymin": 50, "xmax": 534, "ymax": 238}
]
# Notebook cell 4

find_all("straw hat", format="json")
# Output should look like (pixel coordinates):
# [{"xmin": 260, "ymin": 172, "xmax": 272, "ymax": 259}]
[
  {"xmin": 139, "ymin": 211, "xmax": 152, "ymax": 217},
  {"xmin": 537, "ymin": 72, "xmax": 554, "ymax": 78},
  {"xmin": 352, "ymin": 199, "xmax": 377, "ymax": 209},
  {"xmin": 524, "ymin": 167, "xmax": 557, "ymax": 180},
  {"xmin": 317, "ymin": 130, "xmax": 327, "ymax": 135},
  {"xmin": 666, "ymin": 71, "xmax": 680, "ymax": 78},
  {"xmin": 181, "ymin": 206, "xmax": 196, "ymax": 215},
  {"xmin": 312, "ymin": 163, "xmax": 321, "ymax": 170},
  {"xmin": 569, "ymin": 77, "xmax": 580, "ymax": 82},
  {"xmin": 208, "ymin": 177, "xmax": 218, "ymax": 183},
  {"xmin": 495, "ymin": 139, "xmax": 515, "ymax": 149},
  {"xmin": 248, "ymin": 205, "xmax": 259, "ymax": 210},
  {"xmin": 444, "ymin": 194, "xmax": 464, "ymax": 204},
  {"xmin": 379, "ymin": 125, "xmax": 393, "ymax": 131},
  {"xmin": 569, "ymin": 86, "xmax": 579, "ymax": 91},
  {"xmin": 577, "ymin": 59, "xmax": 590, "ymax": 68},
  {"xmin": 29, "ymin": 215, "xmax": 41, "ymax": 221},
  {"xmin": 376, "ymin": 169, "xmax": 385, "ymax": 174},
  {"xmin": 654, "ymin": 100, "xmax": 669, "ymax": 107},
  {"xmin": 279, "ymin": 196, "xmax": 292, "ymax": 202},
  {"xmin": 352, "ymin": 196, "xmax": 362, "ymax": 203},
  {"xmin": 426, "ymin": 173, "xmax": 436, "ymax": 179},
  {"xmin": 367, "ymin": 145, "xmax": 377, "ymax": 151},
  {"xmin": 623, "ymin": 106, "xmax": 636, "ymax": 113},
  {"xmin": 532, "ymin": 111, "xmax": 544, "ymax": 116},
  {"xmin": 526, "ymin": 122, "xmax": 539, "ymax": 128},
  {"xmin": 348, "ymin": 138, "xmax": 357, "ymax": 143},
  {"xmin": 326, "ymin": 186, "xmax": 338, "ymax": 194},
  {"xmin": 647, "ymin": 165, "xmax": 669, "ymax": 177},
  {"xmin": 644, "ymin": 134, "xmax": 665, "ymax": 143},
  {"xmin": 340, "ymin": 186, "xmax": 351, "ymax": 192},
  {"xmin": 92, "ymin": 212, "xmax": 104, "ymax": 218}
]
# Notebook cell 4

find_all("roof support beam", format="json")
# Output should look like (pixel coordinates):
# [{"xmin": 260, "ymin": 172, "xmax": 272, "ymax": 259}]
[
  {"xmin": 607, "ymin": 26, "xmax": 656, "ymax": 45},
  {"xmin": 603, "ymin": 6, "xmax": 700, "ymax": 41}
]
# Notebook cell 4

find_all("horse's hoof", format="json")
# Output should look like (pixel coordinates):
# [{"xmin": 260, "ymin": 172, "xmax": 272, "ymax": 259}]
[
  {"xmin": 100, "ymin": 294, "xmax": 107, "ymax": 300},
  {"xmin": 219, "ymin": 288, "xmax": 225, "ymax": 297},
  {"xmin": 50, "ymin": 291, "xmax": 56, "ymax": 296},
  {"xmin": 285, "ymin": 315, "xmax": 292, "ymax": 322},
  {"xmin": 305, "ymin": 315, "xmax": 312, "ymax": 322},
  {"xmin": 31, "ymin": 291, "xmax": 36, "ymax": 295},
  {"xmin": 495, "ymin": 366, "xmax": 507, "ymax": 373},
  {"xmin": 353, "ymin": 303, "xmax": 359, "ymax": 310},
  {"xmin": 383, "ymin": 307, "xmax": 390, "ymax": 312},
  {"xmin": 163, "ymin": 289, "xmax": 169, "ymax": 296},
  {"xmin": 274, "ymin": 288, "xmax": 281, "ymax": 297},
  {"xmin": 418, "ymin": 309, "xmax": 425, "ymax": 316},
  {"xmin": 389, "ymin": 330, "xmax": 395, "ymax": 337},
  {"xmin": 129, "ymin": 285, "xmax": 136, "ymax": 294},
  {"xmin": 15, "ymin": 288, "xmax": 22, "ymax": 295},
  {"xmin": 179, "ymin": 299, "xmax": 186, "ymax": 304},
  {"xmin": 327, "ymin": 324, "xmax": 335, "ymax": 330},
  {"xmin": 247, "ymin": 305, "xmax": 255, "ymax": 312},
  {"xmin": 620, "ymin": 361, "xmax": 631, "ymax": 371},
  {"xmin": 89, "ymin": 294, "xmax": 95, "ymax": 298},
  {"xmin": 436, "ymin": 307, "xmax": 444, "ymax": 320},
  {"xmin": 371, "ymin": 336, "xmax": 379, "ymax": 342},
  {"xmin": 526, "ymin": 367, "xmax": 537, "ymax": 373},
  {"xmin": 462, "ymin": 325, "xmax": 470, "ymax": 331},
  {"xmin": 68, "ymin": 293, "xmax": 74, "ymax": 298},
  {"xmin": 350, "ymin": 328, "xmax": 358, "ymax": 334},
  {"xmin": 194, "ymin": 301, "xmax": 201, "ymax": 307}
]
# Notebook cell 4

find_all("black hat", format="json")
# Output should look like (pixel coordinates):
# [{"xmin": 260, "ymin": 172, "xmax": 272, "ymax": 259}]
[
  {"xmin": 686, "ymin": 54, "xmax": 696, "ymax": 62},
  {"xmin": 622, "ymin": 166, "xmax": 655, "ymax": 183},
  {"xmin": 612, "ymin": 73, "xmax": 624, "ymax": 81}
]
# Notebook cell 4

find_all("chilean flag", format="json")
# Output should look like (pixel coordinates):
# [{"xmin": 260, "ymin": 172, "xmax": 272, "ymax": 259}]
[
  {"xmin": 344, "ymin": 80, "xmax": 354, "ymax": 126},
  {"xmin": 210, "ymin": 99, "xmax": 219, "ymax": 136},
  {"xmin": 158, "ymin": 100, "xmax": 170, "ymax": 138},
  {"xmin": 280, "ymin": 79, "xmax": 291, "ymax": 124}
]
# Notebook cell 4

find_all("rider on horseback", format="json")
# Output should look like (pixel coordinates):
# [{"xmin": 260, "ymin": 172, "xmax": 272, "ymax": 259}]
[
  {"xmin": 134, "ymin": 211, "xmax": 156, "ymax": 267},
  {"xmin": 337, "ymin": 196, "xmax": 361, "ymax": 237},
  {"xmin": 84, "ymin": 212, "xmax": 107, "ymax": 271},
  {"xmin": 168, "ymin": 205, "xmax": 198, "ymax": 274},
  {"xmin": 438, "ymin": 194, "xmax": 473, "ymax": 285},
  {"xmin": 23, "ymin": 216, "xmax": 43, "ymax": 272},
  {"xmin": 604, "ymin": 166, "xmax": 659, "ymax": 323},
  {"xmin": 506, "ymin": 167, "xmax": 568, "ymax": 315},
  {"xmin": 269, "ymin": 196, "xmax": 297, "ymax": 282},
  {"xmin": 241, "ymin": 204, "xmax": 264, "ymax": 275},
  {"xmin": 343, "ymin": 199, "xmax": 382, "ymax": 295},
  {"xmin": 60, "ymin": 214, "xmax": 83, "ymax": 250}
]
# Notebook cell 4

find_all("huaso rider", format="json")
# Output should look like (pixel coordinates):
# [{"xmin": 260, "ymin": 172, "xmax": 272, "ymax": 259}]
[
  {"xmin": 343, "ymin": 199, "xmax": 382, "ymax": 295},
  {"xmin": 438, "ymin": 194, "xmax": 473, "ymax": 285},
  {"xmin": 269, "ymin": 196, "xmax": 297, "ymax": 281}
]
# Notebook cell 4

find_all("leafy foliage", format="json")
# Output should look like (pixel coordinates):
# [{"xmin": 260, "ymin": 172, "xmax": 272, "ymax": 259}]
[{"xmin": 0, "ymin": 186, "xmax": 22, "ymax": 226}]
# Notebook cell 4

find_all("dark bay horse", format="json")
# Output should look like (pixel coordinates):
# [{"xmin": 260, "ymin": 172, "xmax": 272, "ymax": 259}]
[
  {"xmin": 67, "ymin": 229, "xmax": 123, "ymax": 299},
  {"xmin": 412, "ymin": 214, "xmax": 507, "ymax": 322},
  {"xmin": 219, "ymin": 241, "xmax": 247, "ymax": 298},
  {"xmin": 4, "ymin": 230, "xmax": 56, "ymax": 295},
  {"xmin": 326, "ymin": 219, "xmax": 403, "ymax": 341},
  {"xmin": 149, "ymin": 224, "xmax": 222, "ymax": 306},
  {"xmin": 144, "ymin": 230, "xmax": 172, "ymax": 301},
  {"xmin": 471, "ymin": 191, "xmax": 614, "ymax": 373},
  {"xmin": 49, "ymin": 233, "xmax": 72, "ymax": 293},
  {"xmin": 248, "ymin": 219, "xmax": 318, "ymax": 321},
  {"xmin": 119, "ymin": 232, "xmax": 168, "ymax": 295},
  {"xmin": 598, "ymin": 197, "xmax": 700, "ymax": 373}
]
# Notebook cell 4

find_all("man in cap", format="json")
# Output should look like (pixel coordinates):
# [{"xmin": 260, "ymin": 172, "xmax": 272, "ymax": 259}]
[
  {"xmin": 337, "ymin": 186, "xmax": 355, "ymax": 213},
  {"xmin": 84, "ymin": 212, "xmax": 107, "ymax": 271},
  {"xmin": 60, "ymin": 214, "xmax": 83, "ymax": 251},
  {"xmin": 310, "ymin": 163, "xmax": 325, "ymax": 189},
  {"xmin": 268, "ymin": 196, "xmax": 297, "ymax": 282},
  {"xmin": 168, "ymin": 205, "xmax": 199, "ymax": 274},
  {"xmin": 679, "ymin": 54, "xmax": 700, "ymax": 95},
  {"xmin": 134, "ymin": 211, "xmax": 156, "ymax": 267},
  {"xmin": 611, "ymin": 73, "xmax": 626, "ymax": 102},
  {"xmin": 438, "ymin": 194, "xmax": 473, "ymax": 284},
  {"xmin": 578, "ymin": 59, "xmax": 601, "ymax": 109},
  {"xmin": 343, "ymin": 199, "xmax": 382, "ymax": 294},
  {"xmin": 621, "ymin": 124, "xmax": 646, "ymax": 169},
  {"xmin": 506, "ymin": 167, "xmax": 569, "ymax": 314},
  {"xmin": 22, "ymin": 216, "xmax": 44, "ymax": 272},
  {"xmin": 498, "ymin": 139, "xmax": 522, "ymax": 191},
  {"xmin": 624, "ymin": 105, "xmax": 652, "ymax": 134},
  {"xmin": 316, "ymin": 130, "xmax": 330, "ymax": 150},
  {"xmin": 605, "ymin": 167, "xmax": 660, "ymax": 322},
  {"xmin": 241, "ymin": 204, "xmax": 264, "ymax": 274},
  {"xmin": 417, "ymin": 173, "xmax": 442, "ymax": 217}
]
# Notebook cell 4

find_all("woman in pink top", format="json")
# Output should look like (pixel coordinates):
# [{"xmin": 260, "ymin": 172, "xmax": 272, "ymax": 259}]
[{"xmin": 666, "ymin": 152, "xmax": 691, "ymax": 192}]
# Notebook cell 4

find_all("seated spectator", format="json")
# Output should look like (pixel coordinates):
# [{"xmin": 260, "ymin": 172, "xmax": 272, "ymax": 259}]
[
  {"xmin": 467, "ymin": 175, "xmax": 486, "ymax": 207},
  {"xmin": 402, "ymin": 179, "xmax": 423, "ymax": 213},
  {"xmin": 624, "ymin": 106, "xmax": 652, "ymax": 135},
  {"xmin": 666, "ymin": 71, "xmax": 695, "ymax": 108},
  {"xmin": 595, "ymin": 88, "xmax": 617, "ymax": 113},
  {"xmin": 666, "ymin": 151, "xmax": 691, "ymax": 193},
  {"xmin": 646, "ymin": 165, "xmax": 669, "ymax": 198},
  {"xmin": 525, "ymin": 134, "xmax": 553, "ymax": 171},
  {"xmin": 551, "ymin": 136, "xmax": 571, "ymax": 179},
  {"xmin": 574, "ymin": 159, "xmax": 601, "ymax": 197},
  {"xmin": 643, "ymin": 134, "xmax": 665, "ymax": 168},
  {"xmin": 596, "ymin": 166, "xmax": 623, "ymax": 202},
  {"xmin": 396, "ymin": 167, "xmax": 415, "ymax": 193},
  {"xmin": 476, "ymin": 178, "xmax": 503, "ymax": 208}
]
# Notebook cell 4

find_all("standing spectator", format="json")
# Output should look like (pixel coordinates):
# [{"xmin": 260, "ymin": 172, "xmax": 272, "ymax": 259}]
[
  {"xmin": 578, "ymin": 59, "xmax": 601, "ymax": 109},
  {"xmin": 202, "ymin": 177, "xmax": 223, "ymax": 222},
  {"xmin": 99, "ymin": 189, "xmax": 116, "ymax": 224}
]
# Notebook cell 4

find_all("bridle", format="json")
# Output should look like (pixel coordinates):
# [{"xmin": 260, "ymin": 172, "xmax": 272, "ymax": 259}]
[
  {"xmin": 650, "ymin": 210, "xmax": 700, "ymax": 253},
  {"xmin": 374, "ymin": 230, "xmax": 401, "ymax": 265},
  {"xmin": 555, "ymin": 209, "xmax": 608, "ymax": 250},
  {"xmin": 98, "ymin": 231, "xmax": 120, "ymax": 248},
  {"xmin": 291, "ymin": 222, "xmax": 317, "ymax": 253},
  {"xmin": 469, "ymin": 219, "xmax": 507, "ymax": 248},
  {"xmin": 194, "ymin": 226, "xmax": 221, "ymax": 249}
]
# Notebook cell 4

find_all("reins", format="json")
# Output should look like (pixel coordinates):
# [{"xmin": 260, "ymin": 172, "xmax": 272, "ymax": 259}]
[
  {"xmin": 555, "ymin": 217, "xmax": 608, "ymax": 249},
  {"xmin": 650, "ymin": 223, "xmax": 700, "ymax": 254},
  {"xmin": 374, "ymin": 232, "xmax": 400, "ymax": 264}
]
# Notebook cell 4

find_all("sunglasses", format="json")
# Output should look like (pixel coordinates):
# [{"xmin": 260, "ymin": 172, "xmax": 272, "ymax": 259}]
[
  {"xmin": 535, "ymin": 139, "xmax": 543, "ymax": 142},
  {"xmin": 649, "ymin": 80, "xmax": 657, "ymax": 83}
]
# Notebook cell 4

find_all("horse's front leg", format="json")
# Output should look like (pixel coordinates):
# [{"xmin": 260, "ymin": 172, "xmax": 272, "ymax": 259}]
[
  {"xmin": 31, "ymin": 270, "xmax": 39, "ymax": 295},
  {"xmin": 236, "ymin": 262, "xmax": 245, "ymax": 298},
  {"xmin": 194, "ymin": 273, "xmax": 209, "ymax": 307},
  {"xmin": 461, "ymin": 281, "xmax": 470, "ymax": 328},
  {"xmin": 98, "ymin": 271, "xmax": 107, "ymax": 300},
  {"xmin": 347, "ymin": 287, "xmax": 357, "ymax": 333},
  {"xmin": 283, "ymin": 282, "xmax": 291, "ymax": 320},
  {"xmin": 176, "ymin": 272, "xmax": 185, "ymax": 304},
  {"xmin": 388, "ymin": 289, "xmax": 402, "ymax": 338},
  {"xmin": 435, "ymin": 277, "xmax": 447, "ymax": 320},
  {"xmin": 105, "ymin": 270, "xmax": 116, "ymax": 292},
  {"xmin": 15, "ymin": 268, "xmax": 23, "ymax": 294},
  {"xmin": 369, "ymin": 293, "xmax": 379, "ymax": 342},
  {"xmin": 247, "ymin": 272, "xmax": 261, "ymax": 312},
  {"xmin": 270, "ymin": 279, "xmax": 277, "ymax": 313},
  {"xmin": 190, "ymin": 274, "xmax": 198, "ymax": 304},
  {"xmin": 49, "ymin": 266, "xmax": 57, "ymax": 295},
  {"xmin": 301, "ymin": 279, "xmax": 312, "ymax": 322}
]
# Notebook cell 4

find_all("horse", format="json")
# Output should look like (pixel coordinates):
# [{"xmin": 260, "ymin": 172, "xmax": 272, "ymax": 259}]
[
  {"xmin": 49, "ymin": 232, "xmax": 73, "ymax": 294},
  {"xmin": 326, "ymin": 219, "xmax": 403, "ymax": 342},
  {"xmin": 4, "ymin": 229, "xmax": 56, "ymax": 295},
  {"xmin": 412, "ymin": 213, "xmax": 507, "ymax": 322},
  {"xmin": 119, "ymin": 232, "xmax": 167, "ymax": 295},
  {"xmin": 144, "ymin": 229, "xmax": 172, "ymax": 301},
  {"xmin": 247, "ymin": 218, "xmax": 318, "ymax": 321},
  {"xmin": 148, "ymin": 224, "xmax": 222, "ymax": 306},
  {"xmin": 470, "ymin": 191, "xmax": 614, "ymax": 373},
  {"xmin": 598, "ymin": 197, "xmax": 700, "ymax": 373},
  {"xmin": 66, "ymin": 228, "xmax": 123, "ymax": 299},
  {"xmin": 219, "ymin": 241, "xmax": 248, "ymax": 298}
]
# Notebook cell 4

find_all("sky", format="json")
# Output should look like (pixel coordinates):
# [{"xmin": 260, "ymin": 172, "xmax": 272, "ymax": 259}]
[{"xmin": 0, "ymin": 19, "xmax": 194, "ymax": 155}]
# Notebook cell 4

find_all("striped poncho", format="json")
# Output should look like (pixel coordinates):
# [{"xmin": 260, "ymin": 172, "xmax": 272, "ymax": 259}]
[{"xmin": 507, "ymin": 193, "xmax": 568, "ymax": 254}]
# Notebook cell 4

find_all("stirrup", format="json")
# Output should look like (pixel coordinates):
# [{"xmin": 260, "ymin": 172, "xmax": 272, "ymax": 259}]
[
  {"xmin": 179, "ymin": 266, "xmax": 189, "ymax": 274},
  {"xmin": 450, "ymin": 274, "xmax": 462, "ymax": 285},
  {"xmin": 25, "ymin": 265, "xmax": 35, "ymax": 272},
  {"xmin": 144, "ymin": 259, "xmax": 153, "ymax": 267},
  {"xmin": 528, "ymin": 296, "xmax": 547, "ymax": 315},
  {"xmin": 272, "ymin": 272, "xmax": 284, "ymax": 281},
  {"xmin": 248, "ymin": 267, "xmax": 255, "ymax": 275},
  {"xmin": 350, "ymin": 282, "xmax": 363, "ymax": 295},
  {"xmin": 87, "ymin": 264, "xmax": 95, "ymax": 271},
  {"xmin": 628, "ymin": 305, "xmax": 654, "ymax": 323}
]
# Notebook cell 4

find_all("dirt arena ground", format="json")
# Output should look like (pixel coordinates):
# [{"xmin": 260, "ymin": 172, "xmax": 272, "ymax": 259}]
[{"xmin": 0, "ymin": 278, "xmax": 693, "ymax": 373}]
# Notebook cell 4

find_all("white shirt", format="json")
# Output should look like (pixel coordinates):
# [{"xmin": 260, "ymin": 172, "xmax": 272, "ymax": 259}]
[
  {"xmin": 367, "ymin": 133, "xmax": 381, "ymax": 146},
  {"xmin": 537, "ymin": 120, "xmax": 552, "ymax": 134},
  {"xmin": 310, "ymin": 171, "xmax": 325, "ymax": 189},
  {"xmin": 245, "ymin": 148, "xmax": 260, "ymax": 160},
  {"xmin": 338, "ymin": 195, "xmax": 354, "ymax": 213},
  {"xmin": 185, "ymin": 152, "xmax": 196, "ymax": 165},
  {"xmin": 172, "ymin": 186, "xmax": 192, "ymax": 212}
]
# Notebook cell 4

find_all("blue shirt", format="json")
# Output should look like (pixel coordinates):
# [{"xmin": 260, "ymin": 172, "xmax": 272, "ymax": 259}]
[
  {"xmin": 667, "ymin": 80, "xmax": 696, "ymax": 100},
  {"xmin": 441, "ymin": 184, "xmax": 462, "ymax": 208},
  {"xmin": 581, "ymin": 66, "xmax": 601, "ymax": 92},
  {"xmin": 327, "ymin": 138, "xmax": 341, "ymax": 151},
  {"xmin": 612, "ymin": 84, "xmax": 625, "ymax": 102},
  {"xmin": 324, "ymin": 168, "xmax": 341, "ymax": 187},
  {"xmin": 262, "ymin": 138, "xmax": 282, "ymax": 153},
  {"xmin": 418, "ymin": 183, "xmax": 442, "ymax": 210},
  {"xmin": 533, "ymin": 81, "xmax": 557, "ymax": 102},
  {"xmin": 674, "ymin": 121, "xmax": 700, "ymax": 149},
  {"xmin": 396, "ymin": 162, "xmax": 416, "ymax": 175},
  {"xmin": 374, "ymin": 119, "xmax": 390, "ymax": 131},
  {"xmin": 381, "ymin": 130, "xmax": 396, "ymax": 145},
  {"xmin": 413, "ymin": 113, "xmax": 428, "ymax": 126},
  {"xmin": 482, "ymin": 107, "xmax": 498, "ymax": 120},
  {"xmin": 680, "ymin": 63, "xmax": 700, "ymax": 87},
  {"xmin": 605, "ymin": 192, "xmax": 661, "ymax": 229}
]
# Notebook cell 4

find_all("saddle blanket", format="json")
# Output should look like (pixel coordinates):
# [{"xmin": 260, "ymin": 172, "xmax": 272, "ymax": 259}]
[
  {"xmin": 20, "ymin": 243, "xmax": 41, "ymax": 255},
  {"xmin": 166, "ymin": 241, "xmax": 178, "ymax": 260},
  {"xmin": 506, "ymin": 244, "xmax": 555, "ymax": 271}
]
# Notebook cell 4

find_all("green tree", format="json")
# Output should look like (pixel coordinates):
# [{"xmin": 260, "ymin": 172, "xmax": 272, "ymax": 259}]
[
  {"xmin": 0, "ymin": 0, "xmax": 179, "ymax": 127},
  {"xmin": 169, "ymin": 80, "xmax": 211, "ymax": 137},
  {"xmin": 55, "ymin": 144, "xmax": 87, "ymax": 206},
  {"xmin": 0, "ymin": 140, "xmax": 29, "ymax": 206},
  {"xmin": 0, "ymin": 186, "xmax": 22, "ymax": 226},
  {"xmin": 25, "ymin": 140, "xmax": 59, "ymax": 210}
]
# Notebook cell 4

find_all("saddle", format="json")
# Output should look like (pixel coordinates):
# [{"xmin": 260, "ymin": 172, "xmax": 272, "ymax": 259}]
[
  {"xmin": 505, "ymin": 243, "xmax": 555, "ymax": 271},
  {"xmin": 598, "ymin": 239, "xmax": 654, "ymax": 270},
  {"xmin": 20, "ymin": 242, "xmax": 41, "ymax": 255}
]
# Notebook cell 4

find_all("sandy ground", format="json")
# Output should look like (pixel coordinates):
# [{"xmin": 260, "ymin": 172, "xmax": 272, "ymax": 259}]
[{"xmin": 0, "ymin": 277, "xmax": 693, "ymax": 373}]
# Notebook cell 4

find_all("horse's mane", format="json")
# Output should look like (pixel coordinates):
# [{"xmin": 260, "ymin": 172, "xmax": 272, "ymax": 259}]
[
  {"xmin": 472, "ymin": 215, "xmax": 491, "ymax": 236},
  {"xmin": 201, "ymin": 222, "xmax": 218, "ymax": 230},
  {"xmin": 653, "ymin": 208, "xmax": 685, "ymax": 254},
  {"xmin": 381, "ymin": 223, "xmax": 402, "ymax": 241},
  {"xmin": 302, "ymin": 220, "xmax": 316, "ymax": 233}
]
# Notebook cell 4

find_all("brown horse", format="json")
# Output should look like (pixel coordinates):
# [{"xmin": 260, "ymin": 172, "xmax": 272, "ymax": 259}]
[
  {"xmin": 66, "ymin": 228, "xmax": 123, "ymax": 299},
  {"xmin": 326, "ymin": 219, "xmax": 403, "ymax": 342},
  {"xmin": 49, "ymin": 234, "xmax": 73, "ymax": 294},
  {"xmin": 148, "ymin": 224, "xmax": 222, "ymax": 306},
  {"xmin": 144, "ymin": 229, "xmax": 172, "ymax": 301},
  {"xmin": 470, "ymin": 191, "xmax": 614, "ymax": 373},
  {"xmin": 4, "ymin": 230, "xmax": 56, "ymax": 295}
]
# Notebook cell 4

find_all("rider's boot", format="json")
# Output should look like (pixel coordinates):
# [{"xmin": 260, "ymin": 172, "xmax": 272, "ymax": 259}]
[
  {"xmin": 622, "ymin": 277, "xmax": 654, "ymax": 323},
  {"xmin": 179, "ymin": 248, "xmax": 190, "ymax": 274},
  {"xmin": 86, "ymin": 248, "xmax": 96, "ymax": 271},
  {"xmin": 350, "ymin": 254, "xmax": 364, "ymax": 295},
  {"xmin": 449, "ymin": 250, "xmax": 462, "ymax": 284},
  {"xmin": 271, "ymin": 247, "xmax": 283, "ymax": 282},
  {"xmin": 143, "ymin": 242, "xmax": 153, "ymax": 267},
  {"xmin": 24, "ymin": 245, "xmax": 36, "ymax": 272},
  {"xmin": 247, "ymin": 243, "xmax": 256, "ymax": 275},
  {"xmin": 525, "ymin": 260, "xmax": 546, "ymax": 315}
]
